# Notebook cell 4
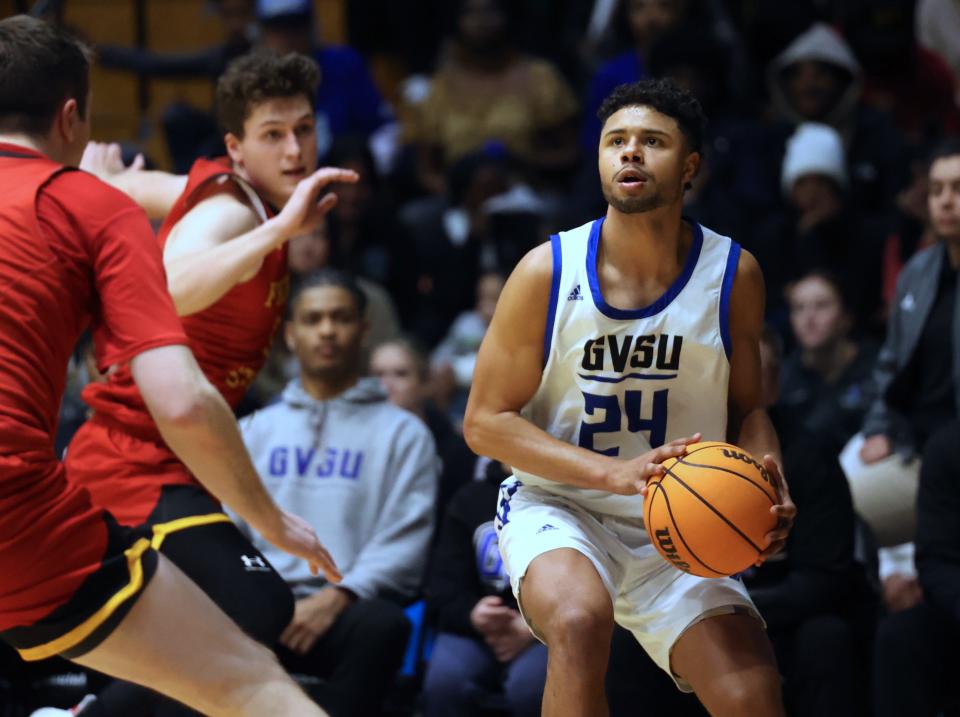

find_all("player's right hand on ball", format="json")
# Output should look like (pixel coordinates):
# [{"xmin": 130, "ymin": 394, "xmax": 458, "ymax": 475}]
[
  {"xmin": 604, "ymin": 434, "xmax": 701, "ymax": 496},
  {"xmin": 263, "ymin": 510, "xmax": 342, "ymax": 583}
]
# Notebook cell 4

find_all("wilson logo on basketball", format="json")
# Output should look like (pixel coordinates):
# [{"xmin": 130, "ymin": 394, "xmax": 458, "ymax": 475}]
[
  {"xmin": 720, "ymin": 449, "xmax": 771, "ymax": 484},
  {"xmin": 654, "ymin": 527, "xmax": 691, "ymax": 571}
]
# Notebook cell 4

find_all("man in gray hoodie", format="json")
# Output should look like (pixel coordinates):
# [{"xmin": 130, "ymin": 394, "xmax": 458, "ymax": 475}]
[{"xmin": 238, "ymin": 269, "xmax": 439, "ymax": 717}]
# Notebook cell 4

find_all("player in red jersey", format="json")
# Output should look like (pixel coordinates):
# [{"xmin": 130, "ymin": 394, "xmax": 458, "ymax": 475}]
[
  {"xmin": 0, "ymin": 15, "xmax": 338, "ymax": 717},
  {"xmin": 42, "ymin": 52, "xmax": 358, "ymax": 716}
]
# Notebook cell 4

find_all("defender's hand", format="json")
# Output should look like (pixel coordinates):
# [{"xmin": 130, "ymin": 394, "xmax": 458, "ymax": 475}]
[
  {"xmin": 273, "ymin": 167, "xmax": 358, "ymax": 239},
  {"xmin": 604, "ymin": 434, "xmax": 701, "ymax": 496},
  {"xmin": 260, "ymin": 510, "xmax": 341, "ymax": 583}
]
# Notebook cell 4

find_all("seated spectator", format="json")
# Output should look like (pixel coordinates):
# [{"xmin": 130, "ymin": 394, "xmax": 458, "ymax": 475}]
[
  {"xmin": 778, "ymin": 270, "xmax": 877, "ymax": 449},
  {"xmin": 750, "ymin": 122, "xmax": 885, "ymax": 332},
  {"xmin": 237, "ymin": 270, "xmax": 438, "ymax": 717},
  {"xmin": 369, "ymin": 338, "xmax": 478, "ymax": 522},
  {"xmin": 765, "ymin": 22, "xmax": 907, "ymax": 218},
  {"xmin": 431, "ymin": 271, "xmax": 506, "ymax": 423},
  {"xmin": 324, "ymin": 137, "xmax": 419, "ymax": 322},
  {"xmin": 873, "ymin": 420, "xmax": 960, "ymax": 717},
  {"xmin": 841, "ymin": 139, "xmax": 960, "ymax": 607},
  {"xmin": 400, "ymin": 149, "xmax": 516, "ymax": 346},
  {"xmin": 288, "ymin": 220, "xmax": 402, "ymax": 355},
  {"xmin": 401, "ymin": 0, "xmax": 579, "ymax": 195},
  {"xmin": 749, "ymin": 327, "xmax": 873, "ymax": 717},
  {"xmin": 256, "ymin": 0, "xmax": 393, "ymax": 160},
  {"xmin": 423, "ymin": 461, "xmax": 547, "ymax": 716},
  {"xmin": 253, "ymin": 219, "xmax": 403, "ymax": 403}
]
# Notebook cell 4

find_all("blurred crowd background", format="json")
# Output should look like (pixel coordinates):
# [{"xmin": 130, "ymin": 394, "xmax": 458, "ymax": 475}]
[{"xmin": 2, "ymin": 0, "xmax": 960, "ymax": 715}]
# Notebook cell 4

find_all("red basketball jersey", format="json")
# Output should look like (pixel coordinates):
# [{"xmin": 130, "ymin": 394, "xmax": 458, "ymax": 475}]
[
  {"xmin": 0, "ymin": 144, "xmax": 186, "ymax": 628},
  {"xmin": 70, "ymin": 159, "xmax": 288, "ymax": 525},
  {"xmin": 81, "ymin": 158, "xmax": 289, "ymax": 441}
]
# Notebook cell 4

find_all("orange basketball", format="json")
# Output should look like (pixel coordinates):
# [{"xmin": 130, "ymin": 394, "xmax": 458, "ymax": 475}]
[{"xmin": 644, "ymin": 441, "xmax": 780, "ymax": 577}]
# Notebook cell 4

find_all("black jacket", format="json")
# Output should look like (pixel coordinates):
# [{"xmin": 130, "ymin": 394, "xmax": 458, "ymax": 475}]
[
  {"xmin": 742, "ymin": 420, "xmax": 864, "ymax": 632},
  {"xmin": 426, "ymin": 464, "xmax": 514, "ymax": 637},
  {"xmin": 916, "ymin": 421, "xmax": 960, "ymax": 626},
  {"xmin": 863, "ymin": 243, "xmax": 960, "ymax": 454}
]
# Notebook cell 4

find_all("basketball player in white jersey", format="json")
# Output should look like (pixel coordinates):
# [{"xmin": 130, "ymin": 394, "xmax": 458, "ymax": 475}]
[{"xmin": 464, "ymin": 78, "xmax": 796, "ymax": 716}]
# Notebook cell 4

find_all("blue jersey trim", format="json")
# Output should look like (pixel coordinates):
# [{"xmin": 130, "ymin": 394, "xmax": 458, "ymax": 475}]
[
  {"xmin": 578, "ymin": 372, "xmax": 678, "ymax": 383},
  {"xmin": 720, "ymin": 240, "xmax": 742, "ymax": 359},
  {"xmin": 586, "ymin": 217, "xmax": 704, "ymax": 320},
  {"xmin": 495, "ymin": 480, "xmax": 522, "ymax": 529},
  {"xmin": 543, "ymin": 233, "xmax": 563, "ymax": 366}
]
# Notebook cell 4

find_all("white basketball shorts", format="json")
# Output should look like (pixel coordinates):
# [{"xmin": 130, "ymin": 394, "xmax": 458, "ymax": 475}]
[{"xmin": 495, "ymin": 476, "xmax": 763, "ymax": 692}]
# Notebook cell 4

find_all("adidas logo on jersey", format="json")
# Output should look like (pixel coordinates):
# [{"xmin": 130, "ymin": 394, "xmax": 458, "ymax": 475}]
[
  {"xmin": 537, "ymin": 523, "xmax": 558, "ymax": 534},
  {"xmin": 567, "ymin": 285, "xmax": 583, "ymax": 301}
]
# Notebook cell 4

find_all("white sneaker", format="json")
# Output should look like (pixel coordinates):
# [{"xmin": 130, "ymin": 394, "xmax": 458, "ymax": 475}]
[{"xmin": 29, "ymin": 694, "xmax": 96, "ymax": 716}]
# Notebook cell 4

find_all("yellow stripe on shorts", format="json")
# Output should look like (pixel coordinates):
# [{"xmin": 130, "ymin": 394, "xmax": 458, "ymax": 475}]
[{"xmin": 18, "ymin": 512, "xmax": 232, "ymax": 661}]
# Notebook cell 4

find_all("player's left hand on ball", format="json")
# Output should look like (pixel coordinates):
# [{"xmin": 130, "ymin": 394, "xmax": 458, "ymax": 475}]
[
  {"xmin": 267, "ymin": 510, "xmax": 342, "ymax": 583},
  {"xmin": 756, "ymin": 455, "xmax": 796, "ymax": 565},
  {"xmin": 629, "ymin": 433, "xmax": 701, "ymax": 497}
]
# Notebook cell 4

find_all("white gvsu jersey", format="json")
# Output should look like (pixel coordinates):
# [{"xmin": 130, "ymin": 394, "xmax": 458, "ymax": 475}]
[{"xmin": 514, "ymin": 217, "xmax": 741, "ymax": 517}]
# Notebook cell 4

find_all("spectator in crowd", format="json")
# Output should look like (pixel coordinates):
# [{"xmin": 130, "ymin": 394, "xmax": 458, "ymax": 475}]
[
  {"xmin": 324, "ymin": 137, "xmax": 419, "ymax": 322},
  {"xmin": 288, "ymin": 220, "xmax": 403, "ymax": 354},
  {"xmin": 765, "ymin": 22, "xmax": 907, "ymax": 218},
  {"xmin": 646, "ymin": 25, "xmax": 755, "ymax": 240},
  {"xmin": 369, "ymin": 338, "xmax": 478, "ymax": 522},
  {"xmin": 253, "ymin": 219, "xmax": 404, "ymax": 404},
  {"xmin": 751, "ymin": 122, "xmax": 885, "ymax": 332},
  {"xmin": 840, "ymin": 0, "xmax": 960, "ymax": 142},
  {"xmin": 237, "ymin": 270, "xmax": 438, "ymax": 717},
  {"xmin": 431, "ymin": 271, "xmax": 506, "ymax": 422},
  {"xmin": 748, "ymin": 327, "xmax": 872, "ymax": 717},
  {"xmin": 915, "ymin": 0, "xmax": 960, "ymax": 108},
  {"xmin": 401, "ymin": 0, "xmax": 579, "ymax": 195},
  {"xmin": 842, "ymin": 138, "xmax": 960, "ymax": 610},
  {"xmin": 256, "ymin": 0, "xmax": 393, "ymax": 160},
  {"xmin": 778, "ymin": 270, "xmax": 877, "ymax": 450},
  {"xmin": 422, "ymin": 460, "xmax": 547, "ymax": 717},
  {"xmin": 401, "ymin": 149, "xmax": 515, "ymax": 346},
  {"xmin": 580, "ymin": 0, "xmax": 686, "ymax": 150},
  {"xmin": 345, "ymin": 0, "xmax": 448, "ymax": 78},
  {"xmin": 873, "ymin": 419, "xmax": 960, "ymax": 717}
]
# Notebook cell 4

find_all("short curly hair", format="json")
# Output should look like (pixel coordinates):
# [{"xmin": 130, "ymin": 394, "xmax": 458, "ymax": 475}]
[
  {"xmin": 216, "ymin": 51, "xmax": 320, "ymax": 138},
  {"xmin": 597, "ymin": 78, "xmax": 706, "ymax": 154}
]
